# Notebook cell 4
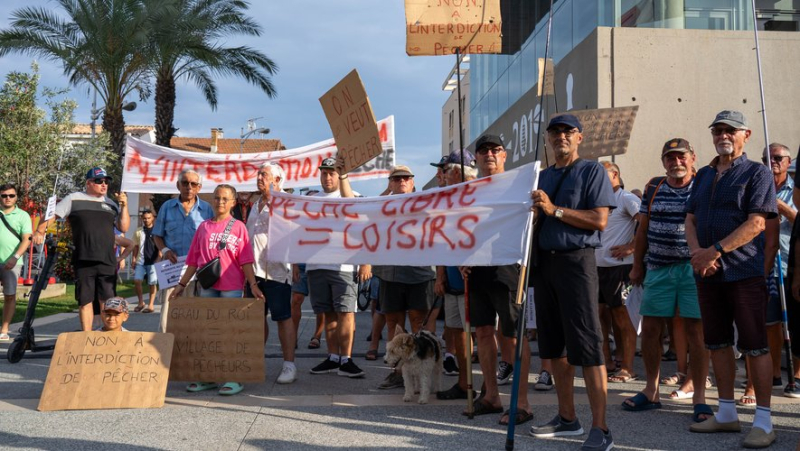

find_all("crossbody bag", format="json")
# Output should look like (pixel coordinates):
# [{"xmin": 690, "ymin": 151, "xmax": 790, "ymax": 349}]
[{"xmin": 195, "ymin": 218, "xmax": 236, "ymax": 290}]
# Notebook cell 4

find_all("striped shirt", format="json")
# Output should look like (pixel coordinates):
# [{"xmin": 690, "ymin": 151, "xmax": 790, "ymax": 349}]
[{"xmin": 641, "ymin": 180, "xmax": 693, "ymax": 270}]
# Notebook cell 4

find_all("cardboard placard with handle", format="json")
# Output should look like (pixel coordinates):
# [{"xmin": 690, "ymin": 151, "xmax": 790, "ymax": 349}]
[
  {"xmin": 550, "ymin": 106, "xmax": 639, "ymax": 159},
  {"xmin": 319, "ymin": 69, "xmax": 382, "ymax": 174},
  {"xmin": 38, "ymin": 331, "xmax": 174, "ymax": 411},
  {"xmin": 167, "ymin": 297, "xmax": 265, "ymax": 383},
  {"xmin": 405, "ymin": 0, "xmax": 502, "ymax": 56}
]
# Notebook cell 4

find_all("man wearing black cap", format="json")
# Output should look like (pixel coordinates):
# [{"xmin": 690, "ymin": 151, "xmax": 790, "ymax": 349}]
[
  {"xmin": 529, "ymin": 114, "xmax": 616, "ymax": 450},
  {"xmin": 461, "ymin": 134, "xmax": 532, "ymax": 426},
  {"xmin": 430, "ymin": 155, "xmax": 449, "ymax": 188},
  {"xmin": 686, "ymin": 110, "xmax": 778, "ymax": 448},
  {"xmin": 33, "ymin": 167, "xmax": 130, "ymax": 331}
]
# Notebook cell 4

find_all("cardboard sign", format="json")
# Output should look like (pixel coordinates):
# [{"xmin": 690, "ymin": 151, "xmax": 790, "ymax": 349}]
[
  {"xmin": 44, "ymin": 195, "xmax": 57, "ymax": 221},
  {"xmin": 167, "ymin": 297, "xmax": 265, "ymax": 383},
  {"xmin": 154, "ymin": 256, "xmax": 187, "ymax": 289},
  {"xmin": 550, "ymin": 106, "xmax": 639, "ymax": 159},
  {"xmin": 268, "ymin": 164, "xmax": 538, "ymax": 266},
  {"xmin": 537, "ymin": 58, "xmax": 555, "ymax": 96},
  {"xmin": 319, "ymin": 70, "xmax": 382, "ymax": 174},
  {"xmin": 405, "ymin": 0, "xmax": 502, "ymax": 56},
  {"xmin": 38, "ymin": 331, "xmax": 174, "ymax": 411}
]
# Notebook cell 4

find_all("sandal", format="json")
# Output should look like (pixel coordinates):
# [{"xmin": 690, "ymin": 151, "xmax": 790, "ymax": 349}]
[
  {"xmin": 499, "ymin": 409, "xmax": 533, "ymax": 426},
  {"xmin": 737, "ymin": 395, "xmax": 756, "ymax": 406},
  {"xmin": 693, "ymin": 403, "xmax": 713, "ymax": 423},
  {"xmin": 133, "ymin": 304, "xmax": 145, "ymax": 312},
  {"xmin": 0, "ymin": 333, "xmax": 10, "ymax": 342},
  {"xmin": 219, "ymin": 382, "xmax": 244, "ymax": 396},
  {"xmin": 308, "ymin": 337, "xmax": 321, "ymax": 349},
  {"xmin": 365, "ymin": 349, "xmax": 378, "ymax": 361},
  {"xmin": 660, "ymin": 372, "xmax": 686, "ymax": 386},
  {"xmin": 462, "ymin": 399, "xmax": 503, "ymax": 416},
  {"xmin": 622, "ymin": 392, "xmax": 662, "ymax": 412},
  {"xmin": 669, "ymin": 389, "xmax": 694, "ymax": 400},
  {"xmin": 608, "ymin": 370, "xmax": 637, "ymax": 383},
  {"xmin": 186, "ymin": 381, "xmax": 218, "ymax": 392},
  {"xmin": 141, "ymin": 307, "xmax": 154, "ymax": 313}
]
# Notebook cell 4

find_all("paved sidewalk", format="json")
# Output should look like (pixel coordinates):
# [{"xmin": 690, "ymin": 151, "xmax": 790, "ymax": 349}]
[{"xmin": 1, "ymin": 297, "xmax": 799, "ymax": 450}]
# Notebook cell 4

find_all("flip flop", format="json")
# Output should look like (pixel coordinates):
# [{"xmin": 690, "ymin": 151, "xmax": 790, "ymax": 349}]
[
  {"xmin": 621, "ymin": 392, "xmax": 662, "ymax": 412},
  {"xmin": 499, "ymin": 409, "xmax": 533, "ymax": 426},
  {"xmin": 670, "ymin": 390, "xmax": 694, "ymax": 399},
  {"xmin": 141, "ymin": 307, "xmax": 154, "ymax": 313},
  {"xmin": 365, "ymin": 349, "xmax": 378, "ymax": 361},
  {"xmin": 186, "ymin": 382, "xmax": 218, "ymax": 392},
  {"xmin": 463, "ymin": 399, "xmax": 503, "ymax": 416},
  {"xmin": 608, "ymin": 370, "xmax": 637, "ymax": 383},
  {"xmin": 219, "ymin": 382, "xmax": 244, "ymax": 396},
  {"xmin": 693, "ymin": 403, "xmax": 714, "ymax": 423},
  {"xmin": 133, "ymin": 305, "xmax": 145, "ymax": 312},
  {"xmin": 0, "ymin": 333, "xmax": 10, "ymax": 342},
  {"xmin": 737, "ymin": 395, "xmax": 756, "ymax": 406},
  {"xmin": 308, "ymin": 337, "xmax": 321, "ymax": 349}
]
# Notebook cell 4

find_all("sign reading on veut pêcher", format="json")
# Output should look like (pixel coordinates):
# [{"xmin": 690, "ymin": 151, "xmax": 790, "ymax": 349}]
[
  {"xmin": 405, "ymin": 0, "xmax": 502, "ymax": 56},
  {"xmin": 167, "ymin": 297, "xmax": 265, "ymax": 382},
  {"xmin": 38, "ymin": 332, "xmax": 174, "ymax": 411},
  {"xmin": 551, "ymin": 106, "xmax": 639, "ymax": 159},
  {"xmin": 319, "ymin": 69, "xmax": 382, "ymax": 174}
]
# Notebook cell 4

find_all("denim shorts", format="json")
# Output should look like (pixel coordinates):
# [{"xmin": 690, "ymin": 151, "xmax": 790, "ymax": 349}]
[
  {"xmin": 197, "ymin": 288, "xmax": 243, "ymax": 298},
  {"xmin": 250, "ymin": 278, "xmax": 291, "ymax": 322},
  {"xmin": 134, "ymin": 264, "xmax": 157, "ymax": 285},
  {"xmin": 291, "ymin": 264, "xmax": 308, "ymax": 295}
]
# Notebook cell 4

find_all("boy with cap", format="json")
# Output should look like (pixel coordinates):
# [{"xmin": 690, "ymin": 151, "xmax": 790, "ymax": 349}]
[{"xmin": 100, "ymin": 297, "xmax": 130, "ymax": 332}]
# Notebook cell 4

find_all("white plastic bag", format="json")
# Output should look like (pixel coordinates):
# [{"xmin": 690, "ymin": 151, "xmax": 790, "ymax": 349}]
[{"xmin": 625, "ymin": 285, "xmax": 643, "ymax": 335}]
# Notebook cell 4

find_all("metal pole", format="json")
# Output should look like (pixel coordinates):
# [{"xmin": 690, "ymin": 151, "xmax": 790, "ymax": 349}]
[
  {"xmin": 456, "ymin": 48, "xmax": 465, "ymax": 184},
  {"xmin": 750, "ymin": 0, "xmax": 795, "ymax": 394}
]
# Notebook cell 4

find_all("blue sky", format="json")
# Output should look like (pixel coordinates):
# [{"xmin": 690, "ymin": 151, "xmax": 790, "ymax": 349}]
[{"xmin": 0, "ymin": 1, "xmax": 456, "ymax": 195}]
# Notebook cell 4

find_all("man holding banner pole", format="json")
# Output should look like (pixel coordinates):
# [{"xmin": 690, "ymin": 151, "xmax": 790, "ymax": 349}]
[
  {"xmin": 152, "ymin": 169, "xmax": 213, "ymax": 332},
  {"xmin": 529, "ymin": 114, "xmax": 616, "ymax": 451},
  {"xmin": 460, "ymin": 134, "xmax": 532, "ymax": 425}
]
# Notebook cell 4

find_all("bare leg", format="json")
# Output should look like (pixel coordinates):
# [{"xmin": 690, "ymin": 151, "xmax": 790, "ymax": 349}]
[
  {"xmin": 291, "ymin": 292, "xmax": 304, "ymax": 337},
  {"xmin": 710, "ymin": 347, "xmax": 737, "ymax": 402},
  {"xmin": 425, "ymin": 307, "xmax": 439, "ymax": 334},
  {"xmin": 147, "ymin": 284, "xmax": 157, "ymax": 309},
  {"xmin": 583, "ymin": 365, "xmax": 609, "ymax": 429},
  {"xmin": 368, "ymin": 300, "xmax": 385, "ymax": 352},
  {"xmin": 324, "ymin": 314, "xmax": 339, "ymax": 355},
  {"xmin": 134, "ymin": 280, "xmax": 144, "ymax": 307},
  {"xmin": 277, "ymin": 318, "xmax": 296, "ymax": 361},
  {"xmin": 79, "ymin": 303, "xmax": 93, "ymax": 331},
  {"xmin": 408, "ymin": 309, "xmax": 428, "ymax": 333},
  {"xmin": 610, "ymin": 305, "xmax": 637, "ymax": 375},
  {"xmin": 685, "ymin": 318, "xmax": 709, "ymax": 412},
  {"xmin": 385, "ymin": 311, "xmax": 406, "ymax": 340},
  {"xmin": 552, "ymin": 356, "xmax": 577, "ymax": 420},
  {"xmin": 1, "ymin": 294, "xmax": 16, "ymax": 334},
  {"xmin": 630, "ymin": 316, "xmax": 663, "ymax": 403},
  {"xmin": 600, "ymin": 304, "xmax": 614, "ymax": 371},
  {"xmin": 767, "ymin": 323, "xmax": 783, "ymax": 380},
  {"xmin": 673, "ymin": 315, "xmax": 689, "ymax": 376},
  {"xmin": 472, "ymin": 325, "xmax": 502, "ymax": 410},
  {"xmin": 337, "ymin": 312, "xmax": 355, "ymax": 356}
]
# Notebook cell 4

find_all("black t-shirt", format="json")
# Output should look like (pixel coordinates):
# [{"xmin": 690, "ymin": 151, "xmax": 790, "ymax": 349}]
[
  {"xmin": 142, "ymin": 226, "xmax": 158, "ymax": 265},
  {"xmin": 55, "ymin": 192, "xmax": 119, "ymax": 267}
]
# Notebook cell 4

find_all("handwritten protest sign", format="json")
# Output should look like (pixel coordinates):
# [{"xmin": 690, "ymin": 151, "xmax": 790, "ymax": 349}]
[
  {"xmin": 121, "ymin": 117, "xmax": 395, "ymax": 193},
  {"xmin": 268, "ymin": 164, "xmax": 538, "ymax": 266},
  {"xmin": 405, "ymin": 0, "xmax": 502, "ymax": 56},
  {"xmin": 537, "ymin": 58, "xmax": 555, "ymax": 96},
  {"xmin": 155, "ymin": 256, "xmax": 187, "ymax": 289},
  {"xmin": 44, "ymin": 195, "xmax": 57, "ymax": 221},
  {"xmin": 167, "ymin": 297, "xmax": 265, "ymax": 383},
  {"xmin": 552, "ymin": 106, "xmax": 639, "ymax": 159},
  {"xmin": 38, "ymin": 332, "xmax": 174, "ymax": 411},
  {"xmin": 319, "ymin": 70, "xmax": 382, "ymax": 174}
]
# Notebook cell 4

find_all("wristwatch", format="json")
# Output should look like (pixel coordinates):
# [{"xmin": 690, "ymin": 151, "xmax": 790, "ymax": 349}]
[
  {"xmin": 714, "ymin": 242, "xmax": 725, "ymax": 255},
  {"xmin": 554, "ymin": 208, "xmax": 564, "ymax": 219}
]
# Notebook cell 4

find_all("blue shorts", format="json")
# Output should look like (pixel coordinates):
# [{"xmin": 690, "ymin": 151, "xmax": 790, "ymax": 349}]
[
  {"xmin": 197, "ymin": 288, "xmax": 243, "ymax": 298},
  {"xmin": 291, "ymin": 264, "xmax": 308, "ymax": 295},
  {"xmin": 253, "ymin": 278, "xmax": 291, "ymax": 322},
  {"xmin": 640, "ymin": 262, "xmax": 700, "ymax": 319},
  {"xmin": 134, "ymin": 264, "xmax": 157, "ymax": 285},
  {"xmin": 766, "ymin": 276, "xmax": 785, "ymax": 325}
]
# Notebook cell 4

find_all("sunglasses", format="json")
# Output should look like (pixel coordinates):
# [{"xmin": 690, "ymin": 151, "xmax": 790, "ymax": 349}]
[
  {"xmin": 547, "ymin": 128, "xmax": 579, "ymax": 138},
  {"xmin": 91, "ymin": 178, "xmax": 109, "ymax": 185},
  {"xmin": 710, "ymin": 127, "xmax": 742, "ymax": 136},
  {"xmin": 476, "ymin": 146, "xmax": 505, "ymax": 155},
  {"xmin": 390, "ymin": 175, "xmax": 413, "ymax": 182},
  {"xmin": 180, "ymin": 180, "xmax": 200, "ymax": 188},
  {"xmin": 762, "ymin": 155, "xmax": 789, "ymax": 164},
  {"xmin": 0, "ymin": 194, "xmax": 16, "ymax": 199}
]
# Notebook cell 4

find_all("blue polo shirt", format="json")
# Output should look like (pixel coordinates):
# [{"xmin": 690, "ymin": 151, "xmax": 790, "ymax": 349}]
[
  {"xmin": 152, "ymin": 198, "xmax": 213, "ymax": 256},
  {"xmin": 537, "ymin": 159, "xmax": 616, "ymax": 251},
  {"xmin": 686, "ymin": 153, "xmax": 777, "ymax": 282}
]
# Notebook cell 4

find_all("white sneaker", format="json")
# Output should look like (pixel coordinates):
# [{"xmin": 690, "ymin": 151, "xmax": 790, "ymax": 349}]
[{"xmin": 277, "ymin": 365, "xmax": 297, "ymax": 384}]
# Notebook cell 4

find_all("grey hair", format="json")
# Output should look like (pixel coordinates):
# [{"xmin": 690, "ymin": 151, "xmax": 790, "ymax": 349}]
[
  {"xmin": 178, "ymin": 168, "xmax": 203, "ymax": 186},
  {"xmin": 445, "ymin": 162, "xmax": 478, "ymax": 179},
  {"xmin": 259, "ymin": 162, "xmax": 286, "ymax": 191},
  {"xmin": 769, "ymin": 142, "xmax": 791, "ymax": 156}
]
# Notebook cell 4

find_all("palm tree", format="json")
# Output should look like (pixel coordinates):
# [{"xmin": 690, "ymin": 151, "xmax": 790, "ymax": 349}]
[
  {"xmin": 149, "ymin": 0, "xmax": 278, "ymax": 147},
  {"xmin": 0, "ymin": 0, "xmax": 153, "ymax": 160}
]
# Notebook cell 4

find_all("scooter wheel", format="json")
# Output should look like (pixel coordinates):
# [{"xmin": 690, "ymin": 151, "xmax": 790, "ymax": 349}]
[{"xmin": 7, "ymin": 338, "xmax": 27, "ymax": 363}]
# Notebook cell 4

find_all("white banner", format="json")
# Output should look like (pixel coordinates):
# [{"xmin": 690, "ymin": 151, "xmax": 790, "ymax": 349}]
[
  {"xmin": 267, "ymin": 164, "xmax": 539, "ymax": 266},
  {"xmin": 121, "ymin": 116, "xmax": 396, "ymax": 193}
]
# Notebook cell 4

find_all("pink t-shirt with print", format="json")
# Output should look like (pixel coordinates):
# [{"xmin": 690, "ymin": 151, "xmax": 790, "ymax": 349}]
[{"xmin": 186, "ymin": 218, "xmax": 255, "ymax": 291}]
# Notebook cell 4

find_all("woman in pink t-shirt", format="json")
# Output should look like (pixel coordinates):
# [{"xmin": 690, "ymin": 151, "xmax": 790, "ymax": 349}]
[{"xmin": 171, "ymin": 184, "xmax": 264, "ymax": 396}]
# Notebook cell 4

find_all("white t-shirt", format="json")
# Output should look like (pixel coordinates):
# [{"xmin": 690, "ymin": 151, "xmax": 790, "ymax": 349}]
[
  {"xmin": 595, "ymin": 188, "xmax": 641, "ymax": 267},
  {"xmin": 305, "ymin": 189, "xmax": 357, "ymax": 273},
  {"xmin": 246, "ymin": 195, "xmax": 292, "ymax": 284}
]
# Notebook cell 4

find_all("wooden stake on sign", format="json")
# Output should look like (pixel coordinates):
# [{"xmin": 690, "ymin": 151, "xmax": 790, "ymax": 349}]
[
  {"xmin": 38, "ymin": 332, "xmax": 174, "ymax": 411},
  {"xmin": 319, "ymin": 69, "xmax": 382, "ymax": 174},
  {"xmin": 167, "ymin": 297, "xmax": 265, "ymax": 383}
]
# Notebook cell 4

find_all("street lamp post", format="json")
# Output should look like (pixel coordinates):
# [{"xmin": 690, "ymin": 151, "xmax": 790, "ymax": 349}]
[
  {"xmin": 90, "ymin": 90, "xmax": 137, "ymax": 139},
  {"xmin": 239, "ymin": 127, "xmax": 270, "ymax": 154}
]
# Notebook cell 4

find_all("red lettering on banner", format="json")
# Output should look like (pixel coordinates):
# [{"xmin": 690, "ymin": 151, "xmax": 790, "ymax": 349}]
[
  {"xmin": 397, "ymin": 220, "xmax": 418, "ymax": 249},
  {"xmin": 300, "ymin": 157, "xmax": 313, "ymax": 179},
  {"xmin": 299, "ymin": 227, "xmax": 332, "ymax": 245},
  {"xmin": 459, "ymin": 177, "xmax": 491, "ymax": 206},
  {"xmin": 409, "ymin": 193, "xmax": 435, "ymax": 213},
  {"xmin": 341, "ymin": 204, "xmax": 358, "ymax": 219},
  {"xmin": 431, "ymin": 187, "xmax": 458, "ymax": 210},
  {"xmin": 127, "ymin": 150, "xmax": 158, "ymax": 183},
  {"xmin": 206, "ymin": 161, "xmax": 222, "ymax": 183},
  {"xmin": 419, "ymin": 217, "xmax": 431, "ymax": 250},
  {"xmin": 385, "ymin": 220, "xmax": 396, "ymax": 250},
  {"xmin": 272, "ymin": 198, "xmax": 299, "ymax": 220},
  {"xmin": 224, "ymin": 161, "xmax": 242, "ymax": 182},
  {"xmin": 429, "ymin": 215, "xmax": 455, "ymax": 249},
  {"xmin": 343, "ymin": 223, "xmax": 363, "ymax": 249},
  {"xmin": 457, "ymin": 215, "xmax": 479, "ymax": 248},
  {"xmin": 362, "ymin": 223, "xmax": 379, "ymax": 252},
  {"xmin": 302, "ymin": 202, "xmax": 321, "ymax": 220},
  {"xmin": 381, "ymin": 199, "xmax": 398, "ymax": 216},
  {"xmin": 379, "ymin": 122, "xmax": 388, "ymax": 143}
]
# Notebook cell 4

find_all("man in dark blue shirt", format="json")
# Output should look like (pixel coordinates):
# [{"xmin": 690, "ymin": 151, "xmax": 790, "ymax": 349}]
[
  {"xmin": 529, "ymin": 114, "xmax": 616, "ymax": 451},
  {"xmin": 686, "ymin": 110, "xmax": 778, "ymax": 449}
]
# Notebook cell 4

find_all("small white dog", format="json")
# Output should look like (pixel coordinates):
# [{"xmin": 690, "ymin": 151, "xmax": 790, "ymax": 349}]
[{"xmin": 385, "ymin": 325, "xmax": 443, "ymax": 404}]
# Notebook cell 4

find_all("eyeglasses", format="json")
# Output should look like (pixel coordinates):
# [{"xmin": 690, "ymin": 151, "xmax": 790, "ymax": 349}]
[
  {"xmin": 0, "ymin": 194, "xmax": 16, "ymax": 199},
  {"xmin": 390, "ymin": 175, "xmax": 413, "ymax": 182},
  {"xmin": 91, "ymin": 178, "xmax": 109, "ymax": 185},
  {"xmin": 214, "ymin": 197, "xmax": 233, "ymax": 203},
  {"xmin": 180, "ymin": 180, "xmax": 200, "ymax": 188},
  {"xmin": 762, "ymin": 155, "xmax": 789, "ymax": 164},
  {"xmin": 476, "ymin": 146, "xmax": 505, "ymax": 155},
  {"xmin": 710, "ymin": 127, "xmax": 742, "ymax": 136},
  {"xmin": 547, "ymin": 128, "xmax": 580, "ymax": 138}
]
